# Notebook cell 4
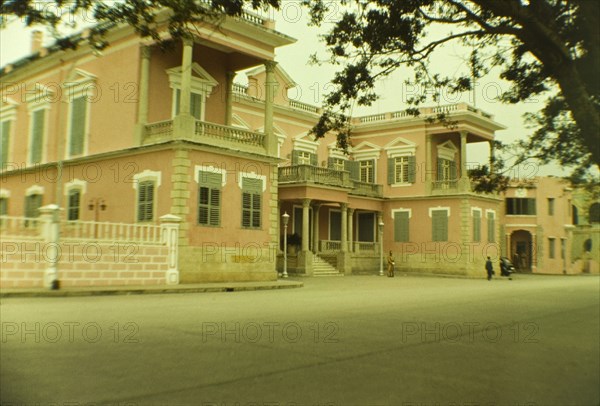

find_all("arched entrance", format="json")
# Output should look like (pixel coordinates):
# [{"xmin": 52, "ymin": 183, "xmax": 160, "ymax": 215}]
[{"xmin": 511, "ymin": 230, "xmax": 533, "ymax": 272}]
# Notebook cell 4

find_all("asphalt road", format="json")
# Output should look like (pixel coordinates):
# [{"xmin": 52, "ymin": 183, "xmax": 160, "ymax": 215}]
[{"xmin": 1, "ymin": 274, "xmax": 599, "ymax": 406}]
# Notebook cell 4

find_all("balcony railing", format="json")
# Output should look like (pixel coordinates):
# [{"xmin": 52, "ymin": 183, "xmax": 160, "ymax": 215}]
[
  {"xmin": 320, "ymin": 240, "xmax": 342, "ymax": 253},
  {"xmin": 279, "ymin": 165, "xmax": 350, "ymax": 188},
  {"xmin": 195, "ymin": 121, "xmax": 265, "ymax": 147},
  {"xmin": 145, "ymin": 120, "xmax": 173, "ymax": 138},
  {"xmin": 432, "ymin": 180, "xmax": 459, "ymax": 190},
  {"xmin": 350, "ymin": 181, "xmax": 383, "ymax": 197},
  {"xmin": 353, "ymin": 102, "xmax": 495, "ymax": 124},
  {"xmin": 354, "ymin": 242, "xmax": 379, "ymax": 253}
]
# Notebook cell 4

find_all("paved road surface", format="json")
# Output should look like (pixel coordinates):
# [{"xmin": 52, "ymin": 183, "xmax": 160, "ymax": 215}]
[{"xmin": 1, "ymin": 274, "xmax": 599, "ymax": 406}]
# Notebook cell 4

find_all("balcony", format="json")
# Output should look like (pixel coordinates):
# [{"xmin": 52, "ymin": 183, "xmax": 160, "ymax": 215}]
[
  {"xmin": 278, "ymin": 165, "xmax": 383, "ymax": 198},
  {"xmin": 144, "ymin": 119, "xmax": 266, "ymax": 154}
]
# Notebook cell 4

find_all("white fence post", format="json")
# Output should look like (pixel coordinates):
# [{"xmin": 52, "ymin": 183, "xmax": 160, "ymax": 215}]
[
  {"xmin": 160, "ymin": 214, "xmax": 181, "ymax": 285},
  {"xmin": 39, "ymin": 204, "xmax": 61, "ymax": 289}
]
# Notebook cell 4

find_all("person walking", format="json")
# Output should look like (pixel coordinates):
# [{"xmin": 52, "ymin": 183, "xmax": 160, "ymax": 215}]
[
  {"xmin": 387, "ymin": 251, "xmax": 395, "ymax": 277},
  {"xmin": 485, "ymin": 256, "xmax": 494, "ymax": 281}
]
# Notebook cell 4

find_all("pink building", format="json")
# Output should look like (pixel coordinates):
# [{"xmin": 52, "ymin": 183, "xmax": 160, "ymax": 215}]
[{"xmin": 1, "ymin": 11, "xmax": 514, "ymax": 286}]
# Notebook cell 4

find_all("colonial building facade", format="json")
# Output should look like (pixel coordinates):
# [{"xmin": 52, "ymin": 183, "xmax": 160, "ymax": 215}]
[{"xmin": 1, "ymin": 11, "xmax": 595, "ymax": 287}]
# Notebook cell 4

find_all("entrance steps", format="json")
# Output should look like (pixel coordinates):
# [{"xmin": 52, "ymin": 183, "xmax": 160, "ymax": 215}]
[{"xmin": 313, "ymin": 254, "xmax": 342, "ymax": 276}]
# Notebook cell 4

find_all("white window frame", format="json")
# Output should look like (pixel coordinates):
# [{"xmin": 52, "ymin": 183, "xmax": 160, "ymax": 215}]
[{"xmin": 167, "ymin": 63, "xmax": 218, "ymax": 121}]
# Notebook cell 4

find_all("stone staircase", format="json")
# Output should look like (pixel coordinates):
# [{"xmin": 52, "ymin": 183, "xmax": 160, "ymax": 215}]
[{"xmin": 313, "ymin": 255, "xmax": 342, "ymax": 276}]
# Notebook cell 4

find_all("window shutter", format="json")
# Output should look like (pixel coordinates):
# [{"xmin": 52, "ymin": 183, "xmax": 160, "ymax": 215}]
[
  {"xmin": 209, "ymin": 188, "xmax": 221, "ymax": 226},
  {"xmin": 30, "ymin": 109, "xmax": 45, "ymax": 163},
  {"xmin": 68, "ymin": 190, "xmax": 80, "ymax": 221},
  {"xmin": 190, "ymin": 93, "xmax": 202, "ymax": 120},
  {"xmin": 0, "ymin": 198, "xmax": 7, "ymax": 216},
  {"xmin": 327, "ymin": 157, "xmax": 335, "ymax": 169},
  {"xmin": 368, "ymin": 159, "xmax": 375, "ymax": 183},
  {"xmin": 138, "ymin": 182, "xmax": 154, "ymax": 222},
  {"xmin": 1, "ymin": 120, "xmax": 10, "ymax": 168},
  {"xmin": 394, "ymin": 211, "xmax": 409, "ymax": 242},
  {"xmin": 407, "ymin": 156, "xmax": 416, "ymax": 183},
  {"xmin": 387, "ymin": 158, "xmax": 395, "ymax": 185},
  {"xmin": 346, "ymin": 160, "xmax": 359, "ymax": 180},
  {"xmin": 175, "ymin": 89, "xmax": 181, "ymax": 115},
  {"xmin": 473, "ymin": 211, "xmax": 481, "ymax": 242},
  {"xmin": 242, "ymin": 191, "xmax": 252, "ymax": 227},
  {"xmin": 487, "ymin": 213, "xmax": 495, "ymax": 242},
  {"xmin": 252, "ymin": 193, "xmax": 261, "ymax": 228},
  {"xmin": 69, "ymin": 97, "xmax": 86, "ymax": 156},
  {"xmin": 241, "ymin": 178, "xmax": 262, "ymax": 228},
  {"xmin": 432, "ymin": 210, "xmax": 448, "ymax": 242},
  {"xmin": 310, "ymin": 152, "xmax": 318, "ymax": 166},
  {"xmin": 291, "ymin": 150, "xmax": 299, "ymax": 165},
  {"xmin": 450, "ymin": 161, "xmax": 457, "ymax": 180},
  {"xmin": 437, "ymin": 158, "xmax": 444, "ymax": 181}
]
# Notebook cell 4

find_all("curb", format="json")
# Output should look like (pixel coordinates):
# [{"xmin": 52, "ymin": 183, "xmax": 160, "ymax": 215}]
[{"xmin": 0, "ymin": 280, "xmax": 304, "ymax": 298}]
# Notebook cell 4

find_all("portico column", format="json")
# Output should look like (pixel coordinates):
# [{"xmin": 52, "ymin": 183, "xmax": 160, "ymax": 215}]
[
  {"xmin": 179, "ymin": 37, "xmax": 194, "ymax": 117},
  {"xmin": 425, "ymin": 134, "xmax": 432, "ymax": 193},
  {"xmin": 459, "ymin": 130, "xmax": 469, "ymax": 192},
  {"xmin": 348, "ymin": 208, "xmax": 354, "ymax": 252},
  {"xmin": 225, "ymin": 71, "xmax": 235, "ymax": 126},
  {"xmin": 489, "ymin": 140, "xmax": 495, "ymax": 174},
  {"xmin": 135, "ymin": 45, "xmax": 151, "ymax": 145},
  {"xmin": 340, "ymin": 203, "xmax": 347, "ymax": 253},
  {"xmin": 302, "ymin": 198, "xmax": 310, "ymax": 252},
  {"xmin": 264, "ymin": 60, "xmax": 277, "ymax": 156},
  {"xmin": 312, "ymin": 204, "xmax": 321, "ymax": 253}
]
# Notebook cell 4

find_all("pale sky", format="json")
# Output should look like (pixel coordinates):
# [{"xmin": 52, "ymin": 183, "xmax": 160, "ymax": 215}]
[{"xmin": 0, "ymin": 4, "xmax": 562, "ymax": 177}]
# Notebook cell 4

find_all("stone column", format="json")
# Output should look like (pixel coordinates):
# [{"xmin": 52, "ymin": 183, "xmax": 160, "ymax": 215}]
[
  {"xmin": 348, "ymin": 208, "xmax": 354, "ymax": 252},
  {"xmin": 179, "ymin": 37, "xmax": 193, "ymax": 116},
  {"xmin": 39, "ymin": 204, "xmax": 61, "ymax": 289},
  {"xmin": 135, "ymin": 45, "xmax": 151, "ymax": 145},
  {"xmin": 160, "ymin": 214, "xmax": 181, "ymax": 285},
  {"xmin": 459, "ymin": 130, "xmax": 470, "ymax": 192},
  {"xmin": 264, "ymin": 60, "xmax": 277, "ymax": 156},
  {"xmin": 302, "ymin": 198, "xmax": 310, "ymax": 252},
  {"xmin": 225, "ymin": 71, "xmax": 235, "ymax": 126},
  {"xmin": 173, "ymin": 37, "xmax": 195, "ymax": 137},
  {"xmin": 312, "ymin": 203, "xmax": 321, "ymax": 253},
  {"xmin": 340, "ymin": 203, "xmax": 347, "ymax": 253},
  {"xmin": 488, "ymin": 140, "xmax": 495, "ymax": 174},
  {"xmin": 425, "ymin": 134, "xmax": 432, "ymax": 193}
]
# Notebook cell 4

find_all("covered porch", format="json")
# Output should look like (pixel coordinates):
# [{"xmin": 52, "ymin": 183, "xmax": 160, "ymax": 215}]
[{"xmin": 278, "ymin": 185, "xmax": 384, "ymax": 276}]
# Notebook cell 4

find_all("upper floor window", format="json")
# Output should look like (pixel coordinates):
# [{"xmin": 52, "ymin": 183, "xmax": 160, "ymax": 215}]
[
  {"xmin": 589, "ymin": 202, "xmax": 600, "ymax": 223},
  {"xmin": 359, "ymin": 159, "xmax": 375, "ymax": 183},
  {"xmin": 0, "ymin": 119, "xmax": 11, "ymax": 170},
  {"xmin": 29, "ymin": 108, "xmax": 47, "ymax": 164},
  {"xmin": 167, "ymin": 63, "xmax": 217, "ymax": 122},
  {"xmin": 329, "ymin": 157, "xmax": 346, "ymax": 172},
  {"xmin": 291, "ymin": 150, "xmax": 317, "ymax": 166},
  {"xmin": 241, "ymin": 178, "xmax": 262, "ymax": 229},
  {"xmin": 437, "ymin": 158, "xmax": 457, "ymax": 181},
  {"xmin": 506, "ymin": 198, "xmax": 536, "ymax": 215},
  {"xmin": 68, "ymin": 96, "xmax": 88, "ymax": 157},
  {"xmin": 548, "ymin": 198, "xmax": 555, "ymax": 216},
  {"xmin": 388, "ymin": 156, "xmax": 416, "ymax": 184}
]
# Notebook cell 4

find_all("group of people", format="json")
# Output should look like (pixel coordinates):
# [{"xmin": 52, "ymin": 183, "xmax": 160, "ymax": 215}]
[{"xmin": 386, "ymin": 251, "xmax": 499, "ymax": 281}]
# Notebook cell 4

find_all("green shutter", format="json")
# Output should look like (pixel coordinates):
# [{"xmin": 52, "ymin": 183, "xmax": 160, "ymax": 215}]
[
  {"xmin": 394, "ymin": 211, "xmax": 409, "ymax": 242},
  {"xmin": 387, "ymin": 157, "xmax": 395, "ymax": 185},
  {"xmin": 69, "ymin": 97, "xmax": 86, "ymax": 156},
  {"xmin": 327, "ymin": 157, "xmax": 335, "ymax": 169},
  {"xmin": 487, "ymin": 212, "xmax": 495, "ymax": 242},
  {"xmin": 432, "ymin": 210, "xmax": 448, "ymax": 242},
  {"xmin": 346, "ymin": 160, "xmax": 359, "ymax": 180},
  {"xmin": 450, "ymin": 161, "xmax": 457, "ymax": 180},
  {"xmin": 437, "ymin": 158, "xmax": 444, "ymax": 181},
  {"xmin": 25, "ymin": 194, "xmax": 42, "ymax": 218},
  {"xmin": 242, "ymin": 178, "xmax": 262, "ymax": 228},
  {"xmin": 1, "ymin": 120, "xmax": 10, "ymax": 168},
  {"xmin": 473, "ymin": 210, "xmax": 481, "ymax": 242},
  {"xmin": 138, "ymin": 182, "xmax": 154, "ymax": 222},
  {"xmin": 310, "ymin": 152, "xmax": 318, "ymax": 166},
  {"xmin": 68, "ymin": 190, "xmax": 80, "ymax": 221},
  {"xmin": 175, "ymin": 89, "xmax": 181, "ymax": 115},
  {"xmin": 0, "ymin": 198, "xmax": 7, "ymax": 216},
  {"xmin": 209, "ymin": 188, "xmax": 220, "ymax": 226},
  {"xmin": 198, "ymin": 171, "xmax": 222, "ymax": 188},
  {"xmin": 30, "ymin": 109, "xmax": 45, "ymax": 163},
  {"xmin": 242, "ymin": 177, "xmax": 262, "ymax": 192},
  {"xmin": 407, "ymin": 156, "xmax": 416, "ymax": 183},
  {"xmin": 190, "ymin": 92, "xmax": 202, "ymax": 120},
  {"xmin": 291, "ymin": 150, "xmax": 299, "ymax": 165},
  {"xmin": 198, "ymin": 171, "xmax": 222, "ymax": 226}
]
